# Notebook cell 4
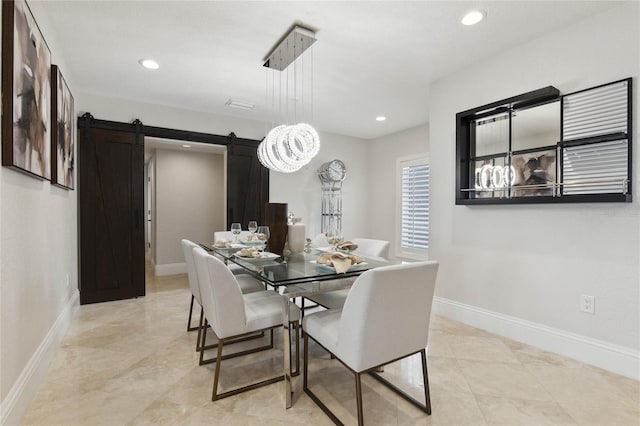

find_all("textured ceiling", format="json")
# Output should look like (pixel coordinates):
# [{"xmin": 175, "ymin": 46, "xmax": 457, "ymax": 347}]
[{"xmin": 34, "ymin": 1, "xmax": 623, "ymax": 140}]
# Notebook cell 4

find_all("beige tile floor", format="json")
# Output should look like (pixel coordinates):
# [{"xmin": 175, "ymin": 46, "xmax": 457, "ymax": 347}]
[{"xmin": 23, "ymin": 270, "xmax": 640, "ymax": 426}]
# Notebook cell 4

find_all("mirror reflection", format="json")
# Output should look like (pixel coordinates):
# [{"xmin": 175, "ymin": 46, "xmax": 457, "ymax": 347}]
[
  {"xmin": 511, "ymin": 101, "xmax": 560, "ymax": 151},
  {"xmin": 473, "ymin": 112, "xmax": 509, "ymax": 157}
]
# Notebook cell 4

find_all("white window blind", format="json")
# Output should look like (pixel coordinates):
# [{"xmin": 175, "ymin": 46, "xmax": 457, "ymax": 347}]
[{"xmin": 401, "ymin": 161, "xmax": 429, "ymax": 251}]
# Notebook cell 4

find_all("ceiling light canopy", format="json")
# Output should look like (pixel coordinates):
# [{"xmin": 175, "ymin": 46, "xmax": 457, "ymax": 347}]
[
  {"xmin": 139, "ymin": 58, "xmax": 159, "ymax": 70},
  {"xmin": 461, "ymin": 10, "xmax": 485, "ymax": 26},
  {"xmin": 376, "ymin": 116, "xmax": 386, "ymax": 122},
  {"xmin": 263, "ymin": 26, "xmax": 316, "ymax": 70},
  {"xmin": 258, "ymin": 25, "xmax": 320, "ymax": 173}
]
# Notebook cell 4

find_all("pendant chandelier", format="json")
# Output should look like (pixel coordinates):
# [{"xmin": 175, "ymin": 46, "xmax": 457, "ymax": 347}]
[{"xmin": 258, "ymin": 25, "xmax": 320, "ymax": 173}]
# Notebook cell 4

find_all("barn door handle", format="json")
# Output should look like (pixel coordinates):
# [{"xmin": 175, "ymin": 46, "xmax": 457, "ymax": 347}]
[{"xmin": 135, "ymin": 208, "xmax": 140, "ymax": 230}]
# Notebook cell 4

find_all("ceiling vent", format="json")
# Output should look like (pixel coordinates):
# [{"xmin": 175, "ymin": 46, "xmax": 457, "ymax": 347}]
[{"xmin": 225, "ymin": 99, "xmax": 255, "ymax": 110}]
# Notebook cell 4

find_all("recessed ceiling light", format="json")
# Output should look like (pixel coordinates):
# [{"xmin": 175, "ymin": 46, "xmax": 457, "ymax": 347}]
[
  {"xmin": 376, "ymin": 116, "xmax": 386, "ymax": 122},
  {"xmin": 139, "ymin": 59, "xmax": 159, "ymax": 70},
  {"xmin": 182, "ymin": 144, "xmax": 191, "ymax": 148},
  {"xmin": 461, "ymin": 10, "xmax": 485, "ymax": 26}
]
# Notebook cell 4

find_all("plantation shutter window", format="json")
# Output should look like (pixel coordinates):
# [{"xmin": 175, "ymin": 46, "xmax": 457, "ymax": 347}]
[{"xmin": 401, "ymin": 161, "xmax": 429, "ymax": 251}]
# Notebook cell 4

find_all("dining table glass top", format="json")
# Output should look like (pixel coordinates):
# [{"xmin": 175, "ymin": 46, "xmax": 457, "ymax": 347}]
[{"xmin": 206, "ymin": 244, "xmax": 398, "ymax": 287}]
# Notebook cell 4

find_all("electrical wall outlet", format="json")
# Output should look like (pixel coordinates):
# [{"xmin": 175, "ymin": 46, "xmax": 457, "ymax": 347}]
[{"xmin": 580, "ymin": 294, "xmax": 595, "ymax": 314}]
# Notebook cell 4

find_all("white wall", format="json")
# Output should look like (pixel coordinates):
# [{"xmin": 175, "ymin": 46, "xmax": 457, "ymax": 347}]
[
  {"xmin": 153, "ymin": 149, "xmax": 225, "ymax": 273},
  {"xmin": 269, "ymin": 131, "xmax": 371, "ymax": 239},
  {"xmin": 0, "ymin": 4, "xmax": 81, "ymax": 424},
  {"xmin": 428, "ymin": 3, "xmax": 639, "ymax": 378},
  {"xmin": 80, "ymin": 92, "xmax": 267, "ymax": 141},
  {"xmin": 368, "ymin": 124, "xmax": 429, "ymax": 258}
]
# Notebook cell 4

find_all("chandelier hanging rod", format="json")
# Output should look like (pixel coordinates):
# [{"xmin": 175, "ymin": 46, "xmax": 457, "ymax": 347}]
[{"xmin": 263, "ymin": 24, "xmax": 316, "ymax": 71}]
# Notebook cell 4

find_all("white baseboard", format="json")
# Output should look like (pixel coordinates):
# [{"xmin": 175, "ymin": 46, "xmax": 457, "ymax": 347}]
[
  {"xmin": 432, "ymin": 296, "xmax": 640, "ymax": 381},
  {"xmin": 154, "ymin": 262, "xmax": 186, "ymax": 276},
  {"xmin": 1, "ymin": 289, "xmax": 80, "ymax": 426}
]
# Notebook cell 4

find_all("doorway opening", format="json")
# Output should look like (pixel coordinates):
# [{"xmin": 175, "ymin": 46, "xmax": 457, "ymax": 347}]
[{"xmin": 144, "ymin": 137, "xmax": 228, "ymax": 277}]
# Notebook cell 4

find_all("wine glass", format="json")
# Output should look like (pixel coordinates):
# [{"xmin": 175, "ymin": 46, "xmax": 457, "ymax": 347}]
[
  {"xmin": 325, "ymin": 229, "xmax": 343, "ymax": 251},
  {"xmin": 333, "ymin": 233, "xmax": 344, "ymax": 251},
  {"xmin": 325, "ymin": 230, "xmax": 334, "ymax": 249},
  {"xmin": 230, "ymin": 223, "xmax": 241, "ymax": 243},
  {"xmin": 248, "ymin": 221, "xmax": 258, "ymax": 240},
  {"xmin": 256, "ymin": 225, "xmax": 270, "ymax": 252}
]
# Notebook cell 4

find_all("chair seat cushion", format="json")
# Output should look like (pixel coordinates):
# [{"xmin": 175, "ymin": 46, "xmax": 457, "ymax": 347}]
[
  {"xmin": 302, "ymin": 309, "xmax": 342, "ymax": 355},
  {"xmin": 244, "ymin": 291, "xmax": 301, "ymax": 332},
  {"xmin": 228, "ymin": 263, "xmax": 249, "ymax": 274},
  {"xmin": 306, "ymin": 289, "xmax": 349, "ymax": 310},
  {"xmin": 237, "ymin": 275, "xmax": 264, "ymax": 294}
]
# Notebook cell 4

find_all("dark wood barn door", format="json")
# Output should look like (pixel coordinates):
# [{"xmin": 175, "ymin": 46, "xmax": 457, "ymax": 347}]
[
  {"xmin": 227, "ymin": 143, "xmax": 269, "ymax": 229},
  {"xmin": 79, "ymin": 125, "xmax": 145, "ymax": 304}
]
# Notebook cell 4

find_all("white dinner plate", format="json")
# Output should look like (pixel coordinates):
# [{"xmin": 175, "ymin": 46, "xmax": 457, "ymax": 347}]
[
  {"xmin": 314, "ymin": 246, "xmax": 333, "ymax": 253},
  {"xmin": 240, "ymin": 240, "xmax": 265, "ymax": 247},
  {"xmin": 212, "ymin": 243, "xmax": 246, "ymax": 249}
]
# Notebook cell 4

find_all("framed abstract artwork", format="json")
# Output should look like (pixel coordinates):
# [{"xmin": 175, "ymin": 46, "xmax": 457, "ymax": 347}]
[
  {"xmin": 1, "ymin": 0, "xmax": 52, "ymax": 180},
  {"xmin": 51, "ymin": 65, "xmax": 74, "ymax": 189}
]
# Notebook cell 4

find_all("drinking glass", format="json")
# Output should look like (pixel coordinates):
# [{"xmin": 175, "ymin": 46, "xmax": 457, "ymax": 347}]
[
  {"xmin": 248, "ymin": 221, "xmax": 258, "ymax": 240},
  {"xmin": 256, "ymin": 225, "xmax": 270, "ymax": 252},
  {"xmin": 325, "ymin": 230, "xmax": 334, "ymax": 248},
  {"xmin": 230, "ymin": 223, "xmax": 242, "ymax": 243},
  {"xmin": 325, "ymin": 229, "xmax": 343, "ymax": 251}
]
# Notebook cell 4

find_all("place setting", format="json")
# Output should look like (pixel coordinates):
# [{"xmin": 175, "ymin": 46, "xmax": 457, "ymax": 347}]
[
  {"xmin": 212, "ymin": 222, "xmax": 281, "ymax": 262},
  {"xmin": 310, "ymin": 251, "xmax": 366, "ymax": 273}
]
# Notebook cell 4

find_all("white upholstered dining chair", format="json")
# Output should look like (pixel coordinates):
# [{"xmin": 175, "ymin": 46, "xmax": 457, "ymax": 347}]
[
  {"xmin": 181, "ymin": 239, "xmax": 263, "ymax": 356},
  {"xmin": 193, "ymin": 246, "xmax": 301, "ymax": 400},
  {"xmin": 351, "ymin": 238, "xmax": 391, "ymax": 260},
  {"xmin": 304, "ymin": 238, "xmax": 392, "ymax": 310},
  {"xmin": 303, "ymin": 261, "xmax": 439, "ymax": 425}
]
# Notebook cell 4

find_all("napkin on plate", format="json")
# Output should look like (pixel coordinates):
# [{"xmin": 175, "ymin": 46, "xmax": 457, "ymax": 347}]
[
  {"xmin": 213, "ymin": 240, "xmax": 232, "ymax": 248},
  {"xmin": 317, "ymin": 252, "xmax": 365, "ymax": 273},
  {"xmin": 237, "ymin": 247, "xmax": 261, "ymax": 258},
  {"xmin": 336, "ymin": 241, "xmax": 358, "ymax": 251}
]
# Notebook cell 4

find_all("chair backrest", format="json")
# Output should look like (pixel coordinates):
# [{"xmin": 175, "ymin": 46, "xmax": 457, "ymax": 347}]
[
  {"xmin": 309, "ymin": 233, "xmax": 328, "ymax": 248},
  {"xmin": 181, "ymin": 239, "xmax": 202, "ymax": 304},
  {"xmin": 351, "ymin": 238, "xmax": 391, "ymax": 259},
  {"xmin": 337, "ymin": 261, "xmax": 439, "ymax": 372},
  {"xmin": 192, "ymin": 246, "xmax": 248, "ymax": 339},
  {"xmin": 214, "ymin": 230, "xmax": 252, "ymax": 242}
]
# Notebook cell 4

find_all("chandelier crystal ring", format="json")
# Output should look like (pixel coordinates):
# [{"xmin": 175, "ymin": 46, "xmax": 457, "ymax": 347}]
[{"xmin": 259, "ymin": 25, "xmax": 320, "ymax": 173}]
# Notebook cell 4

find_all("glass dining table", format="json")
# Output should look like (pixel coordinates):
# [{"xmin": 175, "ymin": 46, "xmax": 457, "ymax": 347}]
[{"xmin": 201, "ymin": 243, "xmax": 401, "ymax": 408}]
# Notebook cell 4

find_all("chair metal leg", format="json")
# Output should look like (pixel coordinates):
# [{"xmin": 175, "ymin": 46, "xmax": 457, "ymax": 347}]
[
  {"xmin": 211, "ymin": 331, "xmax": 285, "ymax": 401},
  {"xmin": 421, "ymin": 349, "xmax": 432, "ymax": 415},
  {"xmin": 195, "ymin": 307, "xmax": 204, "ymax": 351},
  {"xmin": 187, "ymin": 295, "xmax": 200, "ymax": 331},
  {"xmin": 355, "ymin": 372, "xmax": 364, "ymax": 426},
  {"xmin": 304, "ymin": 334, "xmax": 431, "ymax": 425},
  {"xmin": 198, "ymin": 318, "xmax": 270, "ymax": 365},
  {"xmin": 303, "ymin": 333, "xmax": 345, "ymax": 426},
  {"xmin": 212, "ymin": 338, "xmax": 224, "ymax": 400},
  {"xmin": 367, "ymin": 350, "xmax": 432, "ymax": 414}
]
